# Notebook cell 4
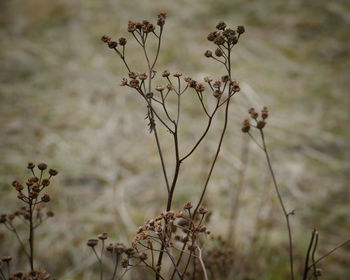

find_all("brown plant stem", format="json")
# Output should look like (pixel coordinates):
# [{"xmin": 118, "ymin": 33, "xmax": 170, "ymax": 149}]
[
  {"xmin": 29, "ymin": 200, "xmax": 34, "ymax": 271},
  {"xmin": 302, "ymin": 229, "xmax": 316, "ymax": 280},
  {"xmin": 307, "ymin": 237, "xmax": 350, "ymax": 270},
  {"xmin": 259, "ymin": 129, "xmax": 294, "ymax": 280},
  {"xmin": 193, "ymin": 93, "xmax": 232, "ymax": 217}
]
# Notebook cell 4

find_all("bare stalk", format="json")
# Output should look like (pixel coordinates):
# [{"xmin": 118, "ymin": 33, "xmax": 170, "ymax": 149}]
[{"xmin": 259, "ymin": 129, "xmax": 294, "ymax": 280}]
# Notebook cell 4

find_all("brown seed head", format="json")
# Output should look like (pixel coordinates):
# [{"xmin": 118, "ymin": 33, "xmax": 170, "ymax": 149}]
[
  {"xmin": 156, "ymin": 85, "xmax": 165, "ymax": 92},
  {"xmin": 199, "ymin": 207, "xmax": 208, "ymax": 215},
  {"xmin": 114, "ymin": 243, "xmax": 126, "ymax": 254},
  {"xmin": 38, "ymin": 163, "xmax": 47, "ymax": 171},
  {"xmin": 49, "ymin": 169, "xmax": 58, "ymax": 176},
  {"xmin": 120, "ymin": 78, "xmax": 128, "ymax": 86},
  {"xmin": 183, "ymin": 202, "xmax": 193, "ymax": 210},
  {"xmin": 173, "ymin": 72, "xmax": 183, "ymax": 78},
  {"xmin": 196, "ymin": 83, "xmax": 205, "ymax": 92},
  {"xmin": 128, "ymin": 72, "xmax": 138, "ymax": 79},
  {"xmin": 0, "ymin": 214, "xmax": 6, "ymax": 223},
  {"xmin": 121, "ymin": 258, "xmax": 128, "ymax": 268},
  {"xmin": 189, "ymin": 80, "xmax": 197, "ymax": 88},
  {"xmin": 214, "ymin": 35, "xmax": 225, "ymax": 45},
  {"xmin": 138, "ymin": 252, "xmax": 148, "ymax": 260},
  {"xmin": 106, "ymin": 243, "xmax": 114, "ymax": 252},
  {"xmin": 162, "ymin": 70, "xmax": 170, "ymax": 77},
  {"xmin": 1, "ymin": 256, "xmax": 12, "ymax": 263},
  {"xmin": 101, "ymin": 35, "xmax": 111, "ymax": 43},
  {"xmin": 129, "ymin": 79, "xmax": 140, "ymax": 88},
  {"xmin": 204, "ymin": 76, "xmax": 212, "ymax": 83},
  {"xmin": 42, "ymin": 179, "xmax": 50, "ymax": 187},
  {"xmin": 128, "ymin": 21, "xmax": 136, "ymax": 32},
  {"xmin": 118, "ymin": 37, "xmax": 127, "ymax": 46},
  {"xmin": 216, "ymin": 21, "xmax": 227, "ymax": 30},
  {"xmin": 41, "ymin": 194, "xmax": 50, "ymax": 203},
  {"xmin": 257, "ymin": 121, "xmax": 266, "ymax": 129},
  {"xmin": 108, "ymin": 41, "xmax": 118, "ymax": 49},
  {"xmin": 261, "ymin": 106, "xmax": 269, "ymax": 119},
  {"xmin": 241, "ymin": 119, "xmax": 250, "ymax": 133},
  {"xmin": 13, "ymin": 272, "xmax": 24, "ymax": 278},
  {"xmin": 223, "ymin": 28, "xmax": 235, "ymax": 37},
  {"xmin": 207, "ymin": 31, "xmax": 219, "ymax": 41},
  {"xmin": 166, "ymin": 84, "xmax": 174, "ymax": 91},
  {"xmin": 146, "ymin": 92, "xmax": 154, "ymax": 99},
  {"xmin": 213, "ymin": 80, "xmax": 221, "ymax": 88},
  {"xmin": 221, "ymin": 75, "xmax": 230, "ymax": 82},
  {"xmin": 98, "ymin": 232, "xmax": 108, "ymax": 240},
  {"xmin": 213, "ymin": 90, "xmax": 222, "ymax": 98},
  {"xmin": 87, "ymin": 239, "xmax": 98, "ymax": 247},
  {"xmin": 204, "ymin": 50, "xmax": 212, "ymax": 58},
  {"xmin": 27, "ymin": 162, "xmax": 35, "ymax": 169},
  {"xmin": 215, "ymin": 48, "xmax": 224, "ymax": 57},
  {"xmin": 139, "ymin": 73, "xmax": 148, "ymax": 80},
  {"xmin": 237, "ymin": 25, "xmax": 245, "ymax": 34},
  {"xmin": 228, "ymin": 35, "xmax": 238, "ymax": 45}
]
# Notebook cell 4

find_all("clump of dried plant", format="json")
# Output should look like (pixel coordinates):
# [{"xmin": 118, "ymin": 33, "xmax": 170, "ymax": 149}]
[{"xmin": 0, "ymin": 163, "xmax": 58, "ymax": 279}]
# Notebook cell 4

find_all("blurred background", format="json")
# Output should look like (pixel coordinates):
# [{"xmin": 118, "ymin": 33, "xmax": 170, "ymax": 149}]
[{"xmin": 0, "ymin": 0, "xmax": 349, "ymax": 279}]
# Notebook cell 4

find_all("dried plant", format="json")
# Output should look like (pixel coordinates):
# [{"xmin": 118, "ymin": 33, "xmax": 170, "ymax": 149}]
[
  {"xmin": 241, "ymin": 107, "xmax": 350, "ymax": 280},
  {"xmin": 0, "ymin": 163, "xmax": 58, "ymax": 278},
  {"xmin": 90, "ymin": 12, "xmax": 245, "ymax": 279}
]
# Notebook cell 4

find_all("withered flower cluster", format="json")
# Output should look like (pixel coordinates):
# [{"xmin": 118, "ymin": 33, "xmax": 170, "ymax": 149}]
[
  {"xmin": 0, "ymin": 265, "xmax": 52, "ymax": 280},
  {"xmin": 87, "ymin": 203, "xmax": 210, "ymax": 279},
  {"xmin": 241, "ymin": 106, "xmax": 269, "ymax": 133},
  {"xmin": 0, "ymin": 163, "xmax": 58, "ymax": 273}
]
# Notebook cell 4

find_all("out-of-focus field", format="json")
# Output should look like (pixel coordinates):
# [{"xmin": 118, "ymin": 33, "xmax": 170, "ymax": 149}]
[{"xmin": 0, "ymin": 0, "xmax": 349, "ymax": 279}]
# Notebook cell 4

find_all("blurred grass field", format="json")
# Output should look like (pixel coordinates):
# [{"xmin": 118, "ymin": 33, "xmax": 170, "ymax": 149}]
[{"xmin": 0, "ymin": 0, "xmax": 349, "ymax": 279}]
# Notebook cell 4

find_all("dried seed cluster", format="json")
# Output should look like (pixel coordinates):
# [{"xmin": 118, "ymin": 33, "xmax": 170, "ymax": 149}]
[{"xmin": 242, "ymin": 106, "xmax": 269, "ymax": 133}]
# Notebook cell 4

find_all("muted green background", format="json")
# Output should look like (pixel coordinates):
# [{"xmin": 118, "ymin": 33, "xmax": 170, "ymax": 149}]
[{"xmin": 0, "ymin": 0, "xmax": 349, "ymax": 279}]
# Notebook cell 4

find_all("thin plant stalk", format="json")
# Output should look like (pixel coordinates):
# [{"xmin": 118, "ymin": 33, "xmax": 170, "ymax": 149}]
[{"xmin": 259, "ymin": 129, "xmax": 294, "ymax": 280}]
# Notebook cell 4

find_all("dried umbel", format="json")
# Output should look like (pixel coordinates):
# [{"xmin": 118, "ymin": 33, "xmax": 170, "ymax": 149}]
[{"xmin": 0, "ymin": 163, "xmax": 58, "ymax": 273}]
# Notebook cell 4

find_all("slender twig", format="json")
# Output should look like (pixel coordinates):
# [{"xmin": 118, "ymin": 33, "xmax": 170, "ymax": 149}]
[
  {"xmin": 311, "ymin": 231, "xmax": 319, "ymax": 279},
  {"xmin": 307, "ymin": 237, "xmax": 350, "ymax": 269},
  {"xmin": 29, "ymin": 200, "xmax": 34, "ymax": 271},
  {"xmin": 302, "ymin": 229, "xmax": 316, "ymax": 280},
  {"xmin": 193, "ymin": 93, "xmax": 232, "ymax": 216},
  {"xmin": 259, "ymin": 129, "xmax": 294, "ymax": 280},
  {"xmin": 7, "ymin": 223, "xmax": 30, "ymax": 259},
  {"xmin": 197, "ymin": 245, "xmax": 208, "ymax": 280}
]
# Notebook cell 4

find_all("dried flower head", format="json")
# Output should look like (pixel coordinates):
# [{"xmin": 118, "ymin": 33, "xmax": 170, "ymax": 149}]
[
  {"xmin": 216, "ymin": 21, "xmax": 227, "ymax": 30},
  {"xmin": 118, "ymin": 37, "xmax": 127, "ymax": 46},
  {"xmin": 204, "ymin": 50, "xmax": 213, "ymax": 58},
  {"xmin": 1, "ymin": 256, "xmax": 12, "ymax": 263},
  {"xmin": 215, "ymin": 48, "xmax": 224, "ymax": 57},
  {"xmin": 241, "ymin": 119, "xmax": 250, "ymax": 133},
  {"xmin": 98, "ymin": 232, "xmax": 108, "ymax": 240},
  {"xmin": 27, "ymin": 162, "xmax": 35, "ymax": 170},
  {"xmin": 162, "ymin": 70, "xmax": 170, "ymax": 77},
  {"xmin": 237, "ymin": 25, "xmax": 245, "ymax": 34},
  {"xmin": 101, "ymin": 35, "xmax": 111, "ymax": 43},
  {"xmin": 108, "ymin": 41, "xmax": 118, "ymax": 49},
  {"xmin": 37, "ymin": 163, "xmax": 47, "ymax": 171},
  {"xmin": 87, "ymin": 239, "xmax": 98, "ymax": 247}
]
